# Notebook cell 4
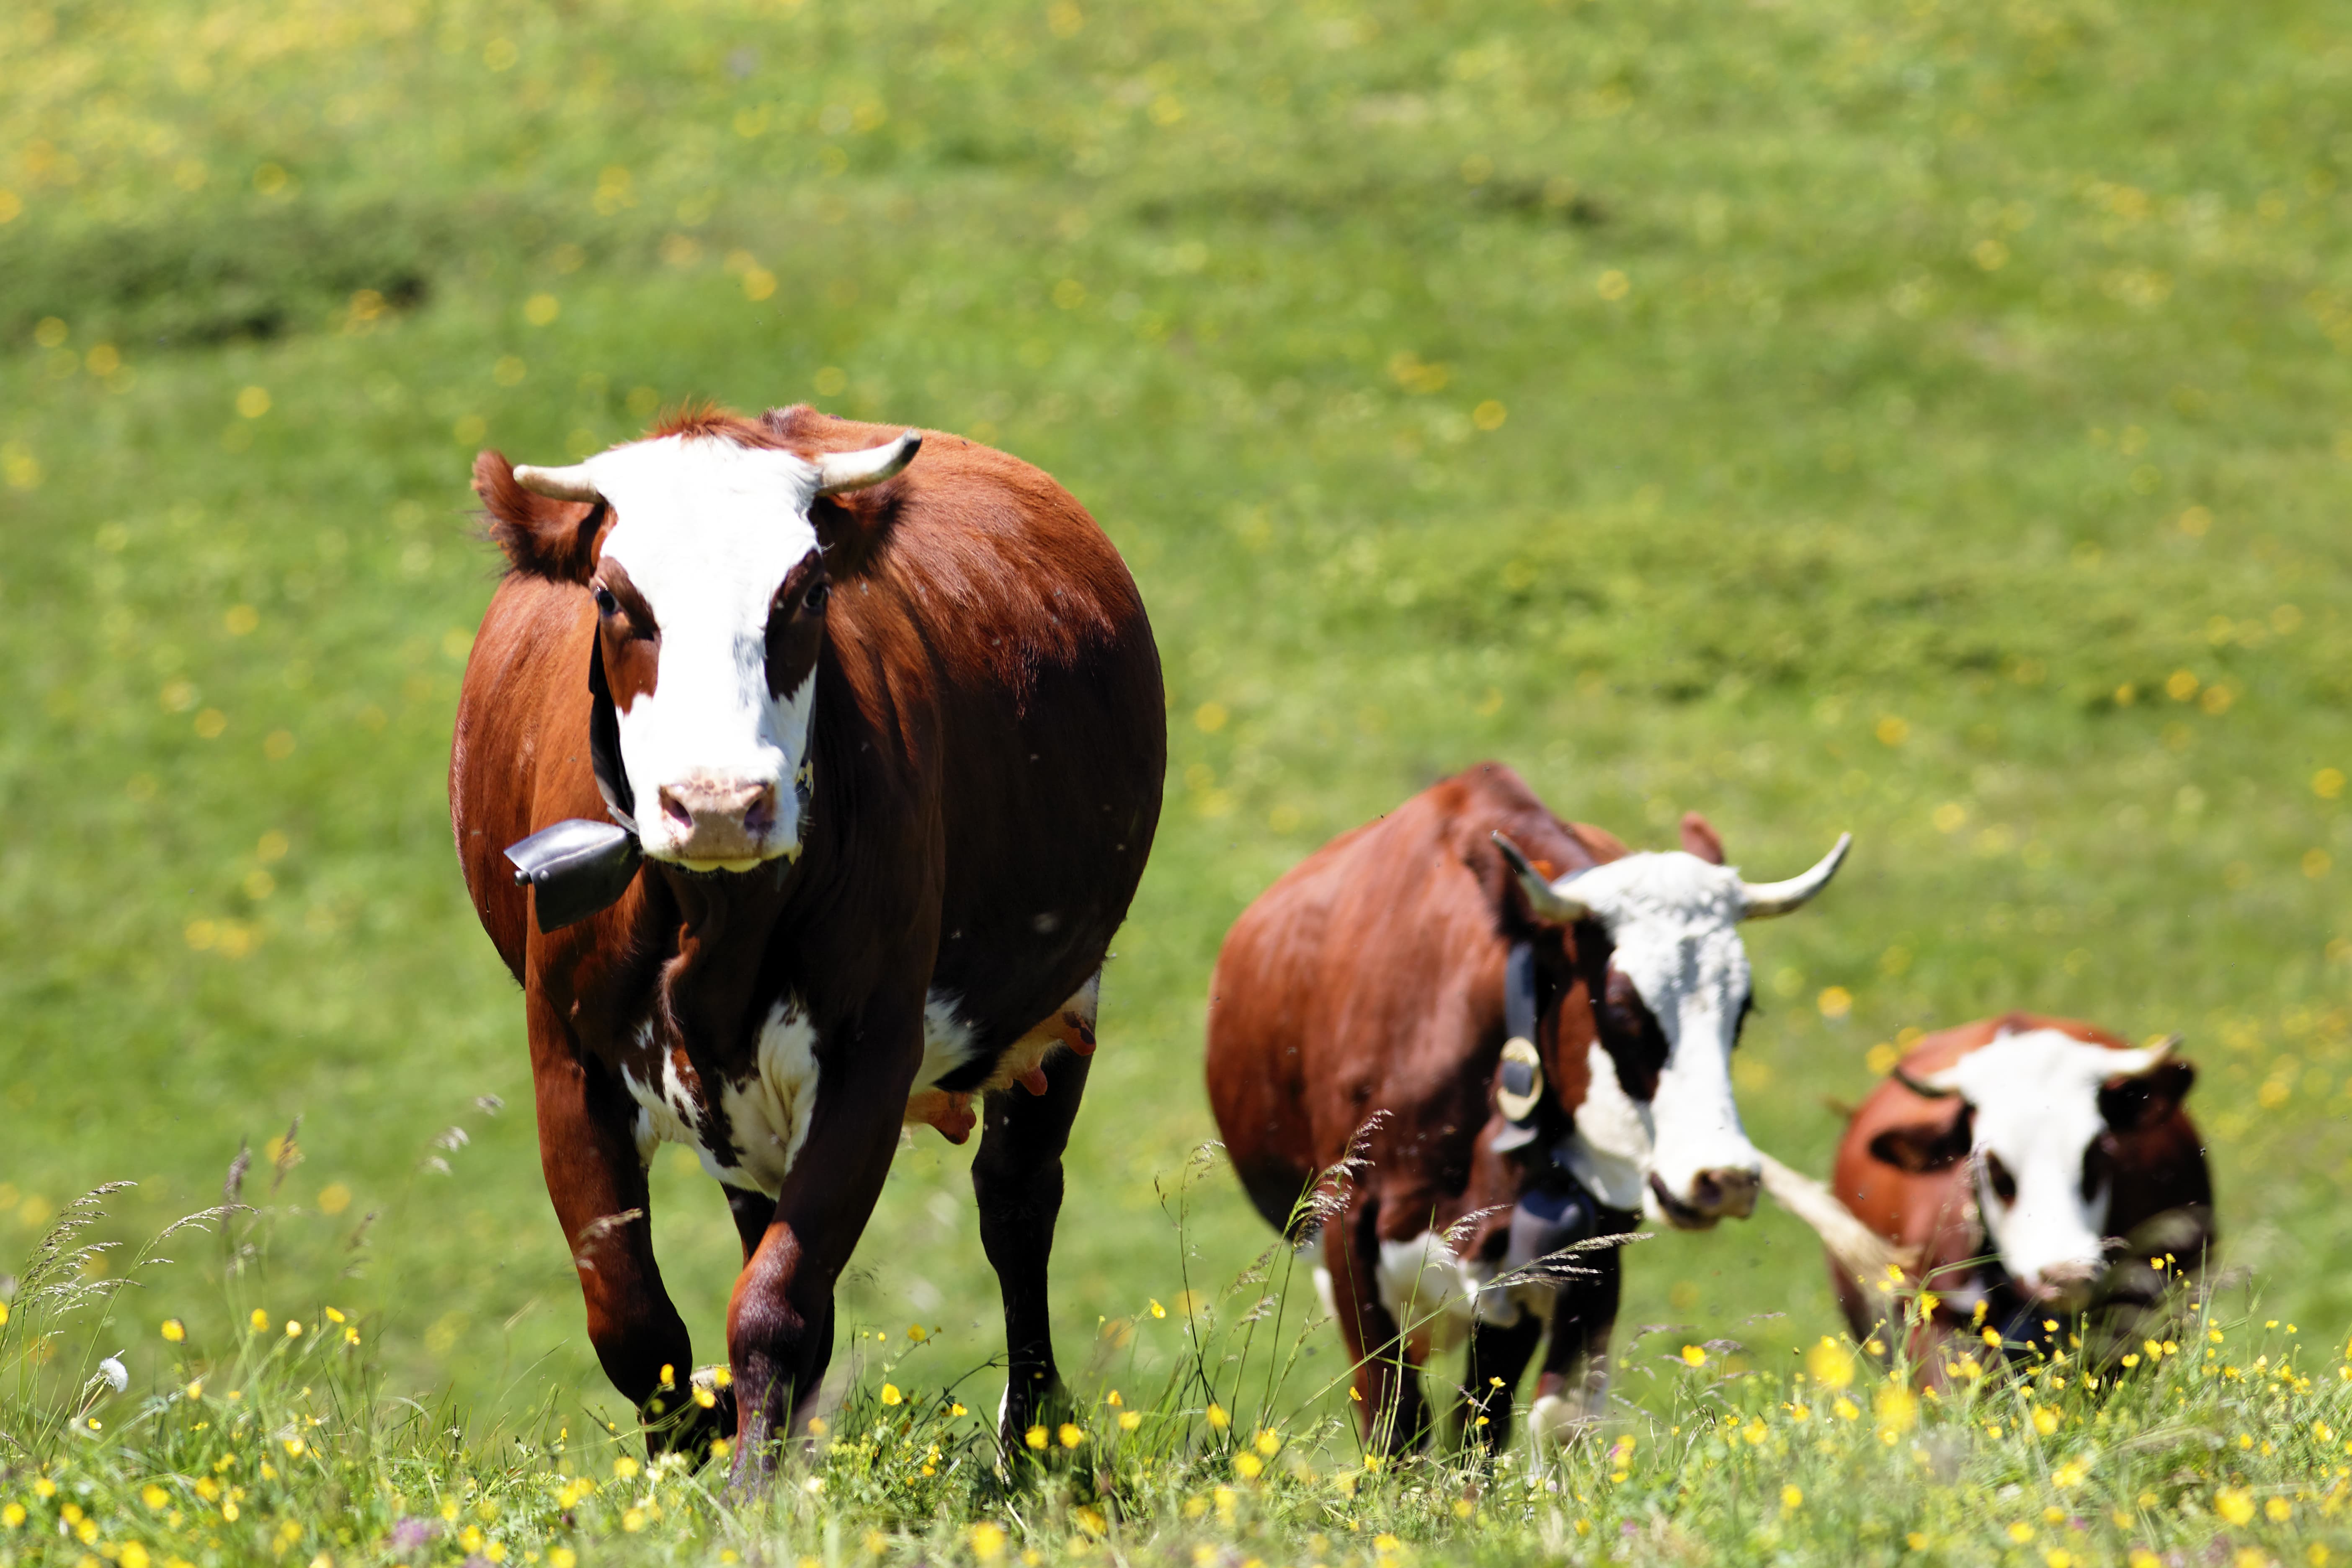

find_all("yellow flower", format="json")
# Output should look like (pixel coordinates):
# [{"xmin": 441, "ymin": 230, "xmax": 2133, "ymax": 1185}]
[
  {"xmin": 1025, "ymin": 1426, "xmax": 1048, "ymax": 1451},
  {"xmin": 2267, "ymin": 1497, "xmax": 2294, "ymax": 1522},
  {"xmin": 1105, "ymin": 1389, "xmax": 1123, "ymax": 1407},
  {"xmin": 621, "ymin": 1508, "xmax": 646, "ymax": 1533},
  {"xmin": 324, "ymin": 1307, "xmax": 345, "ymax": 1323},
  {"xmin": 1118, "ymin": 1411, "xmax": 1142, "ymax": 1431},
  {"xmin": 1781, "ymin": 1485, "xmax": 1803, "ymax": 1511},
  {"xmin": 1255, "ymin": 1428, "xmax": 1281, "ymax": 1457},
  {"xmin": 2215, "ymin": 1488, "xmax": 2255, "ymax": 1526},
  {"xmin": 161, "ymin": 1320, "xmax": 186, "ymax": 1343},
  {"xmin": 1073, "ymin": 1506, "xmax": 1106, "ymax": 1537},
  {"xmin": 249, "ymin": 1308, "xmax": 271, "ymax": 1332},
  {"xmin": 549, "ymin": 1550, "xmax": 577, "ymax": 1568},
  {"xmin": 2130, "ymin": 1552, "xmax": 2160, "ymax": 1568},
  {"xmin": 1234, "ymin": 1453, "xmax": 1263, "ymax": 1479},
  {"xmin": 1149, "ymin": 1300, "xmax": 1166, "ymax": 1319},
  {"xmin": 1680, "ymin": 1345, "xmax": 1707, "ymax": 1367},
  {"xmin": 1806, "ymin": 1337, "xmax": 1855, "ymax": 1389},
  {"xmin": 612, "ymin": 1457, "xmax": 640, "ymax": 1479},
  {"xmin": 2052, "ymin": 1460, "xmax": 2087, "ymax": 1488},
  {"xmin": 1907, "ymin": 1533, "xmax": 1929, "ymax": 1552},
  {"xmin": 908, "ymin": 1324, "xmax": 927, "ymax": 1341},
  {"xmin": 2045, "ymin": 1552, "xmax": 2072, "ymax": 1568},
  {"xmin": 141, "ymin": 1484, "xmax": 170, "ymax": 1510},
  {"xmin": 1205, "ymin": 1403, "xmax": 1230, "ymax": 1431},
  {"xmin": 970, "ymin": 1522, "xmax": 1006, "ymax": 1561},
  {"xmin": 122, "ymin": 1544, "xmax": 151, "ymax": 1568},
  {"xmin": 1833, "ymin": 1397, "xmax": 1860, "ymax": 1421},
  {"xmin": 2008, "ymin": 1522, "xmax": 2035, "ymax": 1543},
  {"xmin": 2032, "ymin": 1406, "xmax": 2059, "ymax": 1437},
  {"xmin": 0, "ymin": 1504, "xmax": 23, "ymax": 1529},
  {"xmin": 1058, "ymin": 1424, "xmax": 1083, "ymax": 1449},
  {"xmin": 880, "ymin": 1383, "xmax": 902, "ymax": 1406}
]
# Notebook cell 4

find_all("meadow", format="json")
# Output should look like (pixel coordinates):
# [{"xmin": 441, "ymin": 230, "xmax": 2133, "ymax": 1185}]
[{"xmin": 4, "ymin": 0, "xmax": 2352, "ymax": 1560}]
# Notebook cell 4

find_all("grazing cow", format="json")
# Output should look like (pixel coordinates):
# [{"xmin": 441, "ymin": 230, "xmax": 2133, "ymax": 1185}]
[
  {"xmin": 1827, "ymin": 1014, "xmax": 2211, "ymax": 1372},
  {"xmin": 1204, "ymin": 762, "xmax": 1849, "ymax": 1450},
  {"xmin": 449, "ymin": 406, "xmax": 1164, "ymax": 1475}
]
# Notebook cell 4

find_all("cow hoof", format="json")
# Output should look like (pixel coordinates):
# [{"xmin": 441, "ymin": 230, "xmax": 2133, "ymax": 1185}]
[{"xmin": 1526, "ymin": 1393, "xmax": 1587, "ymax": 1449}]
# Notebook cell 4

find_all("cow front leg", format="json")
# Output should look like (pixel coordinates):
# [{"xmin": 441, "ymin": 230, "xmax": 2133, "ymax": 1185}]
[
  {"xmin": 1324, "ymin": 1199, "xmax": 1429, "ymax": 1454},
  {"xmin": 1529, "ymin": 1241, "xmax": 1622, "ymax": 1446},
  {"xmin": 972, "ymin": 1045, "xmax": 1091, "ymax": 1448},
  {"xmin": 528, "ymin": 1001, "xmax": 717, "ymax": 1459},
  {"xmin": 1459, "ymin": 1308, "xmax": 1544, "ymax": 1452},
  {"xmin": 727, "ymin": 1009, "xmax": 919, "ymax": 1484}
]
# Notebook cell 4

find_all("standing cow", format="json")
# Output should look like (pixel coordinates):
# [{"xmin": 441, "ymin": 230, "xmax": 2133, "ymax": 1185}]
[
  {"xmin": 450, "ymin": 406, "xmax": 1164, "ymax": 1474},
  {"xmin": 1204, "ymin": 762, "xmax": 1849, "ymax": 1450},
  {"xmin": 1828, "ymin": 1014, "xmax": 2211, "ymax": 1372}
]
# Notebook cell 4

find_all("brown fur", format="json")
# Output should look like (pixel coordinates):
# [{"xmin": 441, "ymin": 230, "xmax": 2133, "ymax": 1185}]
[{"xmin": 451, "ymin": 408, "xmax": 1165, "ymax": 1473}]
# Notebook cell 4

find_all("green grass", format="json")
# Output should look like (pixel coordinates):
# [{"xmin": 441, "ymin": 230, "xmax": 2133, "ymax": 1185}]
[{"xmin": 5, "ymin": 0, "xmax": 2352, "ymax": 1559}]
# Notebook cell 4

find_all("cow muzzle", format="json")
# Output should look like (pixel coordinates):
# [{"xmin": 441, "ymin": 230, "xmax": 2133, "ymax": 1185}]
[
  {"xmin": 1649, "ymin": 1166, "xmax": 1761, "ymax": 1230},
  {"xmin": 651, "ymin": 774, "xmax": 783, "ymax": 868}
]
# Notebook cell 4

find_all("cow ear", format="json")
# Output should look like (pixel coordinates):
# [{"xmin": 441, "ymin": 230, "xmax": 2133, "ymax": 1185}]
[
  {"xmin": 2098, "ymin": 1059, "xmax": 2196, "ymax": 1134},
  {"xmin": 1679, "ymin": 812, "xmax": 1725, "ymax": 865},
  {"xmin": 474, "ymin": 450, "xmax": 606, "ymax": 583},
  {"xmin": 1867, "ymin": 1109, "xmax": 1973, "ymax": 1174}
]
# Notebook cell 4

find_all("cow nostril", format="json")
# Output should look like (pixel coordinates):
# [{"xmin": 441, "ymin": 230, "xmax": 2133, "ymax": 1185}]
[
  {"xmin": 743, "ymin": 785, "xmax": 777, "ymax": 836},
  {"xmin": 659, "ymin": 787, "xmax": 694, "ymax": 830}
]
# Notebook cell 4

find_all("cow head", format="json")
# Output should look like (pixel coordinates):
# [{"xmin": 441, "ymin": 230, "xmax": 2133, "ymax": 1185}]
[
  {"xmin": 1870, "ymin": 1029, "xmax": 2195, "ymax": 1307},
  {"xmin": 1496, "ymin": 818, "xmax": 1850, "ymax": 1231},
  {"xmin": 478, "ymin": 422, "xmax": 918, "ymax": 870}
]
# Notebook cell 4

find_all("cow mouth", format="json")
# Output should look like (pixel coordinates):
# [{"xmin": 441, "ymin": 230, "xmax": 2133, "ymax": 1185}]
[{"xmin": 1648, "ymin": 1174, "xmax": 1722, "ymax": 1233}]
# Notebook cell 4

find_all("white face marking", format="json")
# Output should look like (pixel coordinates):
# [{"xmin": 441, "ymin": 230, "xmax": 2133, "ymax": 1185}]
[
  {"xmin": 1563, "ymin": 1044, "xmax": 1653, "ymax": 1212},
  {"xmin": 576, "ymin": 435, "xmax": 828, "ymax": 867},
  {"xmin": 1551, "ymin": 851, "xmax": 1760, "ymax": 1217},
  {"xmin": 1928, "ymin": 1029, "xmax": 2132, "ymax": 1295}
]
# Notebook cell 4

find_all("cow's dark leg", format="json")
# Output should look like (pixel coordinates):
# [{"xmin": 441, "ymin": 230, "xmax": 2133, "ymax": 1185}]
[
  {"xmin": 1530, "ymin": 1241, "xmax": 1622, "ymax": 1446},
  {"xmin": 527, "ymin": 995, "xmax": 718, "ymax": 1459},
  {"xmin": 727, "ymin": 1003, "xmax": 921, "ymax": 1484},
  {"xmin": 972, "ymin": 1046, "xmax": 1091, "ymax": 1447},
  {"xmin": 1459, "ymin": 1308, "xmax": 1544, "ymax": 1452},
  {"xmin": 1325, "ymin": 1197, "xmax": 1429, "ymax": 1454}
]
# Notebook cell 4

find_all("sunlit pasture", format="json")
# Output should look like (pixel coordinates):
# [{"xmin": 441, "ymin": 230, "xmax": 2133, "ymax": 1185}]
[{"xmin": 4, "ymin": 0, "xmax": 2352, "ymax": 1561}]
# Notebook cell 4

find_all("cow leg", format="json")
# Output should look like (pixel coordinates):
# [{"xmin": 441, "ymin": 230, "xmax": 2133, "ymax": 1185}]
[
  {"xmin": 1459, "ymin": 1308, "xmax": 1544, "ymax": 1453},
  {"xmin": 972, "ymin": 1045, "xmax": 1090, "ymax": 1447},
  {"xmin": 528, "ymin": 999, "xmax": 718, "ymax": 1459},
  {"xmin": 1324, "ymin": 1199, "xmax": 1430, "ymax": 1454},
  {"xmin": 1529, "ymin": 1242, "xmax": 1622, "ymax": 1446},
  {"xmin": 727, "ymin": 1004, "xmax": 921, "ymax": 1483}
]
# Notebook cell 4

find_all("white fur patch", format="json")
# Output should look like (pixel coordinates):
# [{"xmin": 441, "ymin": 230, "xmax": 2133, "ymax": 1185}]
[
  {"xmin": 917, "ymin": 992, "xmax": 980, "ymax": 1093},
  {"xmin": 1373, "ymin": 1231, "xmax": 1542, "ymax": 1353},
  {"xmin": 714, "ymin": 998, "xmax": 824, "ymax": 1197},
  {"xmin": 1564, "ymin": 1046, "xmax": 1653, "ymax": 1212}
]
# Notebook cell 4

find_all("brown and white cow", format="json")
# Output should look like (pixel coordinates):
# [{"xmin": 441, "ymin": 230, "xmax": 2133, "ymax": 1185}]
[
  {"xmin": 450, "ymin": 406, "xmax": 1164, "ymax": 1475},
  {"xmin": 1826, "ymin": 1014, "xmax": 2212, "ymax": 1372},
  {"xmin": 1204, "ymin": 762, "xmax": 1848, "ymax": 1450}
]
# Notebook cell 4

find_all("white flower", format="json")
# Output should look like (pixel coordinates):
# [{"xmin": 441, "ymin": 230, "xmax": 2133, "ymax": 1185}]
[{"xmin": 98, "ymin": 1354, "xmax": 129, "ymax": 1393}]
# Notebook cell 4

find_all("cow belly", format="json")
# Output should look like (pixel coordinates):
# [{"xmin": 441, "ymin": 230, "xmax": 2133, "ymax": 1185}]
[{"xmin": 619, "ymin": 982, "xmax": 1093, "ymax": 1190}]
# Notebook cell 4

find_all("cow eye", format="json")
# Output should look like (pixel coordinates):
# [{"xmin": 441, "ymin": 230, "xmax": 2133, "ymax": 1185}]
[
  {"xmin": 1983, "ymin": 1153, "xmax": 2018, "ymax": 1207},
  {"xmin": 592, "ymin": 585, "xmax": 618, "ymax": 617},
  {"xmin": 804, "ymin": 580, "xmax": 829, "ymax": 612}
]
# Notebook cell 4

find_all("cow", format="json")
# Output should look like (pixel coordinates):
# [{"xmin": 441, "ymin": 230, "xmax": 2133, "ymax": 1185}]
[
  {"xmin": 1203, "ymin": 762, "xmax": 1849, "ymax": 1451},
  {"xmin": 449, "ymin": 405, "xmax": 1165, "ymax": 1478},
  {"xmin": 1826, "ymin": 1014, "xmax": 2212, "ymax": 1375}
]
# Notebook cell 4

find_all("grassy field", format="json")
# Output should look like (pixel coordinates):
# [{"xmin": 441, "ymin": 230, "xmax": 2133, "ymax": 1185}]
[{"xmin": 4, "ymin": 0, "xmax": 2352, "ymax": 1559}]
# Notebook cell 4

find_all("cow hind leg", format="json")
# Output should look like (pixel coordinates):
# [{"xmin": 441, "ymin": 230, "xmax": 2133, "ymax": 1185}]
[{"xmin": 972, "ymin": 1040, "xmax": 1090, "ymax": 1448}]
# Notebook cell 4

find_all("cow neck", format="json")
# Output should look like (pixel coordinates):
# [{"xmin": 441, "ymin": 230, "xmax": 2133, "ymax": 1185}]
[{"xmin": 650, "ymin": 859, "xmax": 796, "ymax": 1073}]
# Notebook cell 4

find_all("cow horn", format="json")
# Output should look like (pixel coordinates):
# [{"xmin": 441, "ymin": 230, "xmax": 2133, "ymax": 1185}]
[
  {"xmin": 815, "ymin": 431, "xmax": 921, "ymax": 495},
  {"xmin": 1492, "ymin": 832, "xmax": 1589, "ymax": 924},
  {"xmin": 1738, "ymin": 832, "xmax": 1852, "ymax": 920},
  {"xmin": 2104, "ymin": 1033, "xmax": 2183, "ymax": 1077},
  {"xmin": 1890, "ymin": 1064, "xmax": 1960, "ymax": 1100},
  {"xmin": 512, "ymin": 463, "xmax": 602, "ymax": 503}
]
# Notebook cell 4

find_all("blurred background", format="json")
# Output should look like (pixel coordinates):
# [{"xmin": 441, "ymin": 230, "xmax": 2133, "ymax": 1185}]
[{"xmin": 2, "ymin": 0, "xmax": 2349, "ymax": 1426}]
